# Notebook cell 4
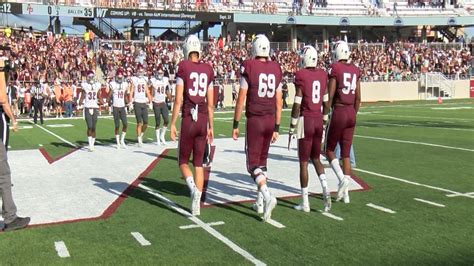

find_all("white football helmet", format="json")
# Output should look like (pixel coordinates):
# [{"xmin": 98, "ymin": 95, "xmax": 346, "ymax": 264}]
[
  {"xmin": 333, "ymin": 41, "xmax": 350, "ymax": 61},
  {"xmin": 183, "ymin": 35, "xmax": 201, "ymax": 59},
  {"xmin": 252, "ymin": 34, "xmax": 270, "ymax": 58},
  {"xmin": 301, "ymin": 45, "xmax": 318, "ymax": 68}
]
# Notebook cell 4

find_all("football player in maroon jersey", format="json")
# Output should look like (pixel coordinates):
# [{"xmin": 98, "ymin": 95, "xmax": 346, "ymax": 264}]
[
  {"xmin": 232, "ymin": 34, "xmax": 282, "ymax": 222},
  {"xmin": 326, "ymin": 41, "xmax": 361, "ymax": 204},
  {"xmin": 170, "ymin": 35, "xmax": 215, "ymax": 216},
  {"xmin": 289, "ymin": 45, "xmax": 331, "ymax": 212}
]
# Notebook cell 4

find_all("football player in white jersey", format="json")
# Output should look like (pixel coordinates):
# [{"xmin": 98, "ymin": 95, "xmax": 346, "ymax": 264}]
[
  {"xmin": 79, "ymin": 71, "xmax": 102, "ymax": 152},
  {"xmin": 130, "ymin": 65, "xmax": 152, "ymax": 146},
  {"xmin": 150, "ymin": 68, "xmax": 171, "ymax": 145},
  {"xmin": 108, "ymin": 69, "xmax": 129, "ymax": 149}
]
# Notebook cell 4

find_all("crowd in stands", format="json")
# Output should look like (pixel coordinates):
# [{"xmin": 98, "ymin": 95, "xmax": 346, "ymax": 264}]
[
  {"xmin": 0, "ymin": 28, "xmax": 472, "ymax": 117},
  {"xmin": 2, "ymin": 28, "xmax": 472, "ymax": 84}
]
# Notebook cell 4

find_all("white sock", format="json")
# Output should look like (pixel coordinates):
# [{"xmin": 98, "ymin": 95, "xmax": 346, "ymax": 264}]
[
  {"xmin": 185, "ymin": 176, "xmax": 196, "ymax": 192},
  {"xmin": 330, "ymin": 159, "xmax": 344, "ymax": 182},
  {"xmin": 92, "ymin": 138, "xmax": 96, "ymax": 147},
  {"xmin": 139, "ymin": 132, "xmax": 144, "ymax": 138},
  {"xmin": 121, "ymin": 132, "xmax": 126, "ymax": 143},
  {"xmin": 318, "ymin": 174, "xmax": 328, "ymax": 194},
  {"xmin": 302, "ymin": 187, "xmax": 309, "ymax": 206},
  {"xmin": 88, "ymin": 136, "xmax": 92, "ymax": 147},
  {"xmin": 256, "ymin": 191, "xmax": 263, "ymax": 205},
  {"xmin": 155, "ymin": 129, "xmax": 160, "ymax": 142},
  {"xmin": 260, "ymin": 184, "xmax": 272, "ymax": 202},
  {"xmin": 160, "ymin": 127, "xmax": 167, "ymax": 141},
  {"xmin": 115, "ymin": 135, "xmax": 120, "ymax": 145},
  {"xmin": 138, "ymin": 136, "xmax": 142, "ymax": 144}
]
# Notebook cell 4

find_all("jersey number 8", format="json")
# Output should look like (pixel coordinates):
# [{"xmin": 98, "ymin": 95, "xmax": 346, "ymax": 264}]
[
  {"xmin": 189, "ymin": 72, "xmax": 208, "ymax": 97},
  {"xmin": 312, "ymin": 80, "xmax": 321, "ymax": 104},
  {"xmin": 258, "ymin": 73, "xmax": 276, "ymax": 98}
]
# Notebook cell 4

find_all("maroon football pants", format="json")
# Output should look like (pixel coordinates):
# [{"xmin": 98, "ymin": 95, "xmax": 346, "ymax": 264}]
[
  {"xmin": 326, "ymin": 105, "xmax": 356, "ymax": 158},
  {"xmin": 298, "ymin": 115, "xmax": 323, "ymax": 162},
  {"xmin": 245, "ymin": 115, "xmax": 275, "ymax": 173},
  {"xmin": 178, "ymin": 114, "xmax": 208, "ymax": 167}
]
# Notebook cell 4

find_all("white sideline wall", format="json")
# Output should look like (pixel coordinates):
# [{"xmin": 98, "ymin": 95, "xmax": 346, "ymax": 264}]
[{"xmin": 221, "ymin": 80, "xmax": 470, "ymax": 106}]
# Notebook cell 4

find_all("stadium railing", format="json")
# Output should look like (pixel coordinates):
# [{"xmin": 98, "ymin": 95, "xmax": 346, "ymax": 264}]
[{"xmin": 10, "ymin": 0, "xmax": 472, "ymax": 16}]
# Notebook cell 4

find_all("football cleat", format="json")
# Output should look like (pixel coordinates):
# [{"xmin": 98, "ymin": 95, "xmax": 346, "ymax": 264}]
[
  {"xmin": 336, "ymin": 177, "xmax": 350, "ymax": 202},
  {"xmin": 263, "ymin": 196, "xmax": 277, "ymax": 222},
  {"xmin": 323, "ymin": 193, "xmax": 332, "ymax": 212},
  {"xmin": 252, "ymin": 202, "xmax": 264, "ymax": 214},
  {"xmin": 191, "ymin": 190, "xmax": 202, "ymax": 216},
  {"xmin": 160, "ymin": 137, "xmax": 166, "ymax": 146},
  {"xmin": 293, "ymin": 203, "xmax": 310, "ymax": 213}
]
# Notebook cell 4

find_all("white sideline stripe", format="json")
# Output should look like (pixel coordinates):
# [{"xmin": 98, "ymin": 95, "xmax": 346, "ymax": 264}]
[
  {"xmin": 95, "ymin": 140, "xmax": 102, "ymax": 144},
  {"xmin": 354, "ymin": 135, "xmax": 474, "ymax": 152},
  {"xmin": 131, "ymin": 232, "xmax": 151, "ymax": 246},
  {"xmin": 446, "ymin": 192, "xmax": 474, "ymax": 198},
  {"xmin": 54, "ymin": 241, "xmax": 71, "ymax": 258},
  {"xmin": 179, "ymin": 221, "xmax": 225, "ymax": 230},
  {"xmin": 361, "ymin": 121, "xmax": 474, "ymax": 132},
  {"xmin": 321, "ymin": 211, "xmax": 344, "ymax": 221},
  {"xmin": 28, "ymin": 121, "xmax": 77, "ymax": 148},
  {"xmin": 354, "ymin": 168, "xmax": 474, "ymax": 199},
  {"xmin": 414, "ymin": 198, "xmax": 445, "ymax": 207},
  {"xmin": 366, "ymin": 203, "xmax": 396, "ymax": 214},
  {"xmin": 265, "ymin": 218, "xmax": 286, "ymax": 229},
  {"xmin": 18, "ymin": 125, "xmax": 33, "ymax": 129},
  {"xmin": 147, "ymin": 138, "xmax": 154, "ymax": 141},
  {"xmin": 138, "ymin": 184, "xmax": 266, "ymax": 266}
]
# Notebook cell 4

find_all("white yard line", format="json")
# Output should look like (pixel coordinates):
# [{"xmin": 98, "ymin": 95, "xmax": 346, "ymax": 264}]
[
  {"xmin": 354, "ymin": 135, "xmax": 474, "ymax": 152},
  {"xmin": 139, "ymin": 184, "xmax": 266, "ymax": 266},
  {"xmin": 38, "ymin": 144, "xmax": 43, "ymax": 147},
  {"xmin": 265, "ymin": 218, "xmax": 286, "ymax": 229},
  {"xmin": 320, "ymin": 211, "xmax": 344, "ymax": 221},
  {"xmin": 360, "ymin": 121, "xmax": 474, "ymax": 132},
  {"xmin": 362, "ymin": 102, "xmax": 473, "ymax": 109},
  {"xmin": 28, "ymin": 121, "xmax": 77, "ymax": 148},
  {"xmin": 218, "ymin": 134, "xmax": 226, "ymax": 137},
  {"xmin": 354, "ymin": 168, "xmax": 474, "ymax": 199},
  {"xmin": 413, "ymin": 198, "xmax": 445, "ymax": 207},
  {"xmin": 54, "ymin": 241, "xmax": 71, "ymax": 258},
  {"xmin": 361, "ymin": 113, "xmax": 474, "ymax": 122},
  {"xmin": 366, "ymin": 203, "xmax": 396, "ymax": 214},
  {"xmin": 131, "ymin": 232, "xmax": 152, "ymax": 246},
  {"xmin": 179, "ymin": 221, "xmax": 225, "ymax": 230},
  {"xmin": 446, "ymin": 192, "xmax": 474, "ymax": 198}
]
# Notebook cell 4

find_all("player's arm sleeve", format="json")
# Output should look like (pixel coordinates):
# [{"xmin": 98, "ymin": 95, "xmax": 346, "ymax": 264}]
[
  {"xmin": 276, "ymin": 65, "xmax": 283, "ymax": 92},
  {"xmin": 239, "ymin": 62, "xmax": 249, "ymax": 90}
]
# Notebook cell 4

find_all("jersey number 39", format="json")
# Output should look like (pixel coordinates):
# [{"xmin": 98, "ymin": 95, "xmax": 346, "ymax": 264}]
[{"xmin": 189, "ymin": 72, "xmax": 208, "ymax": 97}]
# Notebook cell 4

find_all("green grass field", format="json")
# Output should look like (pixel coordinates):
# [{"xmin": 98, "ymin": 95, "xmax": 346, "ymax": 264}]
[{"xmin": 2, "ymin": 99, "xmax": 474, "ymax": 265}]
